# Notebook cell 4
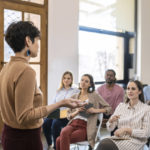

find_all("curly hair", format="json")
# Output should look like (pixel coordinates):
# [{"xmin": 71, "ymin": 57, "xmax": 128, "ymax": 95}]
[
  {"xmin": 5, "ymin": 21, "xmax": 40, "ymax": 53},
  {"xmin": 106, "ymin": 69, "xmax": 116, "ymax": 76}
]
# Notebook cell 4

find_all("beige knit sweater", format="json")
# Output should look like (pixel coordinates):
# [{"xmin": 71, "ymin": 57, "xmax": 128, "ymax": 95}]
[{"xmin": 68, "ymin": 92, "xmax": 112, "ymax": 147}]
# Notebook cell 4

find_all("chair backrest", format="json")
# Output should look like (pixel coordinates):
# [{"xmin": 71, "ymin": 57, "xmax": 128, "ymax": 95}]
[{"xmin": 95, "ymin": 113, "xmax": 103, "ymax": 142}]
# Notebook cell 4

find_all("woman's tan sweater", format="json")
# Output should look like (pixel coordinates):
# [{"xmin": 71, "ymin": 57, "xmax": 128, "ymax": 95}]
[
  {"xmin": 68, "ymin": 92, "xmax": 112, "ymax": 147},
  {"xmin": 0, "ymin": 56, "xmax": 48, "ymax": 129}
]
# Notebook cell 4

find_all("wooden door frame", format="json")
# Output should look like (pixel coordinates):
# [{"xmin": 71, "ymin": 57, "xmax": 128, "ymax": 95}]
[{"xmin": 0, "ymin": 0, "xmax": 48, "ymax": 105}]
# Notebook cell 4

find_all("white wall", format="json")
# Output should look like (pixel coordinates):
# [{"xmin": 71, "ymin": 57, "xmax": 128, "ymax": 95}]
[
  {"xmin": 47, "ymin": 0, "xmax": 150, "ymax": 104},
  {"xmin": 137, "ymin": 0, "xmax": 150, "ymax": 84},
  {"xmin": 48, "ymin": 0, "xmax": 79, "ymax": 103},
  {"xmin": 116, "ymin": 0, "xmax": 135, "ymax": 32}
]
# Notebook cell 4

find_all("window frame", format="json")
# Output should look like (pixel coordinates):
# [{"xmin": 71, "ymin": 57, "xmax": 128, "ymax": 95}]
[
  {"xmin": 79, "ymin": 25, "xmax": 135, "ymax": 85},
  {"xmin": 0, "ymin": 0, "xmax": 48, "ymax": 105}
]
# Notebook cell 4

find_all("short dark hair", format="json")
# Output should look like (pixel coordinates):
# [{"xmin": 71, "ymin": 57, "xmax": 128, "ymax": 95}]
[
  {"xmin": 106, "ymin": 69, "xmax": 116, "ymax": 76},
  {"xmin": 5, "ymin": 21, "xmax": 40, "ymax": 53},
  {"xmin": 125, "ymin": 80, "xmax": 145, "ymax": 103},
  {"xmin": 81, "ymin": 74, "xmax": 95, "ymax": 93}
]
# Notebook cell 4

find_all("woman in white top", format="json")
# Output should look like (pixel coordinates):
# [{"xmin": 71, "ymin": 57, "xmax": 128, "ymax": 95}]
[
  {"xmin": 56, "ymin": 74, "xmax": 111, "ymax": 150},
  {"xmin": 96, "ymin": 80, "xmax": 150, "ymax": 150},
  {"xmin": 43, "ymin": 71, "xmax": 79, "ymax": 150}
]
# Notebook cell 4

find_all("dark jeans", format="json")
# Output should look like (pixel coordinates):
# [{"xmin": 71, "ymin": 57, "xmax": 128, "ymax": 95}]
[
  {"xmin": 43, "ymin": 118, "xmax": 53, "ymax": 146},
  {"xmin": 43, "ymin": 118, "xmax": 68, "ymax": 150},
  {"xmin": 96, "ymin": 138, "xmax": 119, "ymax": 150},
  {"xmin": 52, "ymin": 118, "xmax": 68, "ymax": 149}
]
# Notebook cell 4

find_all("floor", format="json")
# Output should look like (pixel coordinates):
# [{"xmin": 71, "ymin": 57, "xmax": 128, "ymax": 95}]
[{"xmin": 0, "ymin": 127, "xmax": 149, "ymax": 150}]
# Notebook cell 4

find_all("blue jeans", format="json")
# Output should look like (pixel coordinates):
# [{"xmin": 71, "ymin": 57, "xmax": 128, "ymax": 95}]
[
  {"xmin": 42, "ymin": 118, "xmax": 68, "ymax": 150},
  {"xmin": 43, "ymin": 118, "xmax": 53, "ymax": 146},
  {"xmin": 52, "ymin": 118, "xmax": 68, "ymax": 149}
]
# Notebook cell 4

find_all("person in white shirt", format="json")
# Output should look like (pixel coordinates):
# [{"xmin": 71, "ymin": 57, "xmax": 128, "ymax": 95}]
[
  {"xmin": 96, "ymin": 80, "xmax": 150, "ymax": 150},
  {"xmin": 42, "ymin": 71, "xmax": 79, "ymax": 150}
]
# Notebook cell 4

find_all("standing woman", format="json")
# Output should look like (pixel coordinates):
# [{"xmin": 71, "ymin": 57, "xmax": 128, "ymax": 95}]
[
  {"xmin": 0, "ymin": 21, "xmax": 83, "ymax": 150},
  {"xmin": 56, "ymin": 74, "xmax": 111, "ymax": 150},
  {"xmin": 43, "ymin": 71, "xmax": 79, "ymax": 150},
  {"xmin": 96, "ymin": 80, "xmax": 150, "ymax": 150}
]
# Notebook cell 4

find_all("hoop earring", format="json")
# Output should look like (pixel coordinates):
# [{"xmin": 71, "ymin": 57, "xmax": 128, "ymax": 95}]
[{"xmin": 88, "ymin": 87, "xmax": 92, "ymax": 92}]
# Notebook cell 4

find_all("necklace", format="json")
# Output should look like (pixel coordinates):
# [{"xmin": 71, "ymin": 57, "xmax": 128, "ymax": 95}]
[{"xmin": 79, "ymin": 93, "xmax": 88, "ymax": 101}]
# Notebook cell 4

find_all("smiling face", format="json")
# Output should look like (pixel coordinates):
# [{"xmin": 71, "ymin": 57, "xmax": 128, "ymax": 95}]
[
  {"xmin": 62, "ymin": 73, "xmax": 72, "ymax": 88},
  {"xmin": 79, "ymin": 75, "xmax": 91, "ymax": 91},
  {"xmin": 126, "ymin": 81, "xmax": 141, "ymax": 101}
]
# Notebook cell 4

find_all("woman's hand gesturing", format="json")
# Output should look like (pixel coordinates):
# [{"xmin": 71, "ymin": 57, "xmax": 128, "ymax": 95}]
[{"xmin": 109, "ymin": 115, "xmax": 120, "ymax": 123}]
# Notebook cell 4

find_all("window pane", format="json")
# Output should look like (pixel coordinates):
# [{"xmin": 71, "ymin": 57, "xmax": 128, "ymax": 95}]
[
  {"xmin": 4, "ymin": 9, "xmax": 22, "ymax": 33},
  {"xmin": 24, "ymin": 13, "xmax": 41, "ymax": 62},
  {"xmin": 22, "ymin": 0, "xmax": 44, "ymax": 5},
  {"xmin": 79, "ymin": 0, "xmax": 135, "ymax": 32},
  {"xmin": 4, "ymin": 39, "xmax": 15, "ymax": 62},
  {"xmin": 30, "ymin": 65, "xmax": 40, "ymax": 87},
  {"xmin": 24, "ymin": 13, "xmax": 41, "ymax": 30},
  {"xmin": 79, "ymin": 31, "xmax": 124, "ymax": 82}
]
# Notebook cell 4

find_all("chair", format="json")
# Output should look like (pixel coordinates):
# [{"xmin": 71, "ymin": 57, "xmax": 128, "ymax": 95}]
[{"xmin": 70, "ymin": 113, "xmax": 103, "ymax": 150}]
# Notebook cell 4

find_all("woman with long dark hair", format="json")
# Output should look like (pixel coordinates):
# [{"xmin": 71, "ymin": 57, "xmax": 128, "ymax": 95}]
[
  {"xmin": 56, "ymin": 74, "xmax": 111, "ymax": 150},
  {"xmin": 96, "ymin": 80, "xmax": 150, "ymax": 150}
]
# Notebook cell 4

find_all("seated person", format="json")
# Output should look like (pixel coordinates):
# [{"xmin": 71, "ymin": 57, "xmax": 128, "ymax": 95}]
[
  {"xmin": 56, "ymin": 74, "xmax": 111, "ymax": 150},
  {"xmin": 143, "ymin": 85, "xmax": 150, "ymax": 104},
  {"xmin": 97, "ymin": 69, "xmax": 124, "ymax": 135},
  {"xmin": 42, "ymin": 71, "xmax": 79, "ymax": 150},
  {"xmin": 96, "ymin": 80, "xmax": 150, "ymax": 150}
]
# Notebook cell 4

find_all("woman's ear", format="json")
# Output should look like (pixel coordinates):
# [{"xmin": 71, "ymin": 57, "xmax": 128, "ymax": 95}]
[{"xmin": 25, "ymin": 36, "xmax": 32, "ymax": 47}]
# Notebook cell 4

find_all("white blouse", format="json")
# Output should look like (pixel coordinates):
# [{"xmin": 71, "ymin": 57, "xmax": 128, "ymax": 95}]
[
  {"xmin": 50, "ymin": 87, "xmax": 79, "ymax": 110},
  {"xmin": 107, "ymin": 101, "xmax": 150, "ymax": 150},
  {"xmin": 73, "ymin": 99, "xmax": 89, "ymax": 122}
]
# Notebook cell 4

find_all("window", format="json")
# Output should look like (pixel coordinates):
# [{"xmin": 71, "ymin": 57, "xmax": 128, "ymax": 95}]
[
  {"xmin": 79, "ymin": 29, "xmax": 124, "ymax": 81},
  {"xmin": 79, "ymin": 0, "xmax": 135, "ymax": 32},
  {"xmin": 0, "ymin": 0, "xmax": 48, "ymax": 104},
  {"xmin": 79, "ymin": 0, "xmax": 136, "ymax": 84}
]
